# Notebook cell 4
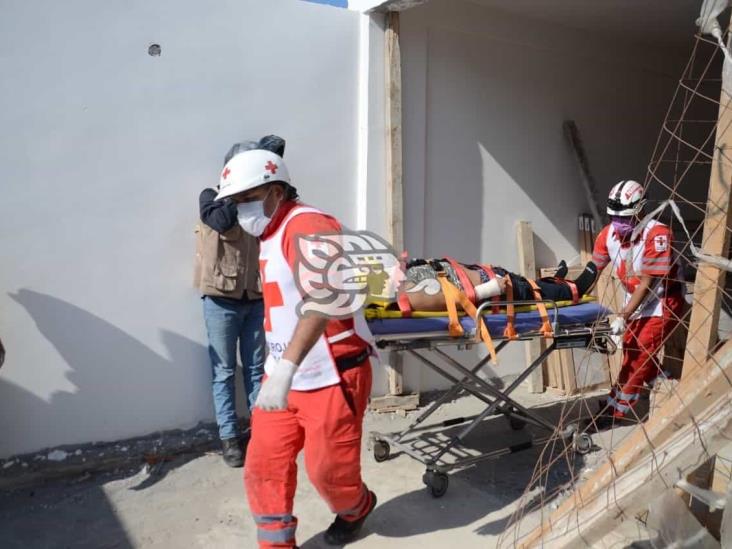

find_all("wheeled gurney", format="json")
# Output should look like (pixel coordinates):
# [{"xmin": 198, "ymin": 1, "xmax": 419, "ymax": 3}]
[{"xmin": 366, "ymin": 300, "xmax": 613, "ymax": 497}]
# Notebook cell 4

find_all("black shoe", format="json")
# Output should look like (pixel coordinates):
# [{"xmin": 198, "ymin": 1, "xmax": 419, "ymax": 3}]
[
  {"xmin": 221, "ymin": 437, "xmax": 243, "ymax": 468},
  {"xmin": 324, "ymin": 491, "xmax": 377, "ymax": 545},
  {"xmin": 554, "ymin": 260, "xmax": 568, "ymax": 279}
]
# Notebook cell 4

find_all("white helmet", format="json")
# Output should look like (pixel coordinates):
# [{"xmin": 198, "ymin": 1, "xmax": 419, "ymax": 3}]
[
  {"xmin": 215, "ymin": 149, "xmax": 290, "ymax": 200},
  {"xmin": 607, "ymin": 180, "xmax": 646, "ymax": 217}
]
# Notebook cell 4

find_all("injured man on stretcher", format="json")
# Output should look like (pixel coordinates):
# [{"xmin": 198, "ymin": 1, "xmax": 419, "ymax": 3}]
[{"xmin": 396, "ymin": 258, "xmax": 599, "ymax": 312}]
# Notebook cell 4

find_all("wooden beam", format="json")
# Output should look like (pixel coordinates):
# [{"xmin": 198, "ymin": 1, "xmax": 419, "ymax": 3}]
[
  {"xmin": 596, "ymin": 268, "xmax": 623, "ymax": 381},
  {"xmin": 516, "ymin": 221, "xmax": 543, "ymax": 393},
  {"xmin": 385, "ymin": 11, "xmax": 403, "ymax": 253},
  {"xmin": 520, "ymin": 390, "xmax": 732, "ymax": 548},
  {"xmin": 385, "ymin": 11, "xmax": 405, "ymax": 396},
  {"xmin": 564, "ymin": 122, "xmax": 603, "ymax": 230},
  {"xmin": 682, "ymin": 68, "xmax": 732, "ymax": 378},
  {"xmin": 519, "ymin": 337, "xmax": 732, "ymax": 547},
  {"xmin": 369, "ymin": 392, "xmax": 419, "ymax": 412}
]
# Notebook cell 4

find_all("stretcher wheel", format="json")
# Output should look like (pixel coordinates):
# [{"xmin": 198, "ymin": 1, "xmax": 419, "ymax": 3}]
[
  {"xmin": 423, "ymin": 470, "xmax": 449, "ymax": 498},
  {"xmin": 373, "ymin": 441, "xmax": 391, "ymax": 463},
  {"xmin": 573, "ymin": 433, "xmax": 593, "ymax": 455}
]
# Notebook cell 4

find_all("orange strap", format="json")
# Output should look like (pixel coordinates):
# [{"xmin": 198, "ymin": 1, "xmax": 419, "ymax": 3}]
[
  {"xmin": 397, "ymin": 291, "xmax": 412, "ymax": 316},
  {"xmin": 563, "ymin": 279, "xmax": 579, "ymax": 304},
  {"xmin": 437, "ymin": 273, "xmax": 464, "ymax": 338},
  {"xmin": 443, "ymin": 257, "xmax": 477, "ymax": 306},
  {"xmin": 527, "ymin": 279, "xmax": 554, "ymax": 337},
  {"xmin": 478, "ymin": 264, "xmax": 501, "ymax": 313},
  {"xmin": 544, "ymin": 276, "xmax": 580, "ymax": 304},
  {"xmin": 396, "ymin": 251, "xmax": 412, "ymax": 316},
  {"xmin": 503, "ymin": 277, "xmax": 518, "ymax": 340},
  {"xmin": 436, "ymin": 273, "xmax": 498, "ymax": 364}
]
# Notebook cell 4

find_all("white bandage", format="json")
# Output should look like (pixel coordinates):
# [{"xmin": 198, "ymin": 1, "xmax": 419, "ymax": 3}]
[{"xmin": 475, "ymin": 277, "xmax": 502, "ymax": 300}]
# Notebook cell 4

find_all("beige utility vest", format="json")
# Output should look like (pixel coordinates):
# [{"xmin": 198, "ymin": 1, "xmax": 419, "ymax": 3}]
[{"xmin": 194, "ymin": 222, "xmax": 262, "ymax": 300}]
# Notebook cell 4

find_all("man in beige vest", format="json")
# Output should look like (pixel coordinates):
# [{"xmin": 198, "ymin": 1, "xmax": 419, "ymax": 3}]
[{"xmin": 194, "ymin": 136, "xmax": 284, "ymax": 467}]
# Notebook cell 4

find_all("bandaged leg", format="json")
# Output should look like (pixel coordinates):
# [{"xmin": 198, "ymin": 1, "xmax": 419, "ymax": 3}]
[{"xmin": 474, "ymin": 275, "xmax": 504, "ymax": 301}]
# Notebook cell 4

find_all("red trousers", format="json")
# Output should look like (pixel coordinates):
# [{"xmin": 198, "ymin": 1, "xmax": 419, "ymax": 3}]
[
  {"xmin": 244, "ymin": 362, "xmax": 373, "ymax": 548},
  {"xmin": 607, "ymin": 298, "xmax": 683, "ymax": 417}
]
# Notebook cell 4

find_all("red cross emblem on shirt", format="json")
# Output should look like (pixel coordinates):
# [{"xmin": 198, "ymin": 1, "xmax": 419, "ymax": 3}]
[
  {"xmin": 265, "ymin": 161, "xmax": 278, "ymax": 174},
  {"xmin": 260, "ymin": 260, "xmax": 283, "ymax": 332},
  {"xmin": 222, "ymin": 167, "xmax": 231, "ymax": 179}
]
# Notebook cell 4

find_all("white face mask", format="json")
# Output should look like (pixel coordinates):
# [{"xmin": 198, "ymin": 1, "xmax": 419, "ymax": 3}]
[{"xmin": 236, "ymin": 189, "xmax": 279, "ymax": 237}]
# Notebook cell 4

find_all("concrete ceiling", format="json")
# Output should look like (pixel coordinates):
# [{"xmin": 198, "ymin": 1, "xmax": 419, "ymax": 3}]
[{"xmin": 466, "ymin": 0, "xmax": 706, "ymax": 46}]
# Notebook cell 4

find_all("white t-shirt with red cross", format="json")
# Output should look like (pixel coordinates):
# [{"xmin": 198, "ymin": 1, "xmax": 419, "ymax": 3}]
[
  {"xmin": 259, "ymin": 203, "xmax": 370, "ymax": 391},
  {"xmin": 592, "ymin": 219, "xmax": 681, "ymax": 319}
]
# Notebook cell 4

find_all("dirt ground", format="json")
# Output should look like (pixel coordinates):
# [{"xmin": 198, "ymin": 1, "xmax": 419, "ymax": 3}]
[{"xmin": 0, "ymin": 387, "xmax": 640, "ymax": 548}]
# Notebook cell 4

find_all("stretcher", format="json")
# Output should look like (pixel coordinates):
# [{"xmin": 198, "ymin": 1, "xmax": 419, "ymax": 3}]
[{"xmin": 367, "ymin": 299, "xmax": 614, "ymax": 498}]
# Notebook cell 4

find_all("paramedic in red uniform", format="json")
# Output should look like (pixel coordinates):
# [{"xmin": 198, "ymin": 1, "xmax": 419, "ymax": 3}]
[
  {"xmin": 215, "ymin": 149, "xmax": 376, "ymax": 548},
  {"xmin": 592, "ymin": 180, "xmax": 684, "ymax": 426}
]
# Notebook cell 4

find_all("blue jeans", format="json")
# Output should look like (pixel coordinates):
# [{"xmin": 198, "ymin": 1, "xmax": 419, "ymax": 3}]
[{"xmin": 203, "ymin": 296, "xmax": 266, "ymax": 441}]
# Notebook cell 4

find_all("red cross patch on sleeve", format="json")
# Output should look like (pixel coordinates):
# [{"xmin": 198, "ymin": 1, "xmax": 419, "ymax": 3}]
[{"xmin": 654, "ymin": 234, "xmax": 668, "ymax": 253}]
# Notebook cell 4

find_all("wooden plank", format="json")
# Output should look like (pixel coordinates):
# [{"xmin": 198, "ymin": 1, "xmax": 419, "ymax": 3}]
[
  {"xmin": 385, "ymin": 11, "xmax": 403, "ymax": 253},
  {"xmin": 520, "ymin": 390, "xmax": 732, "ymax": 548},
  {"xmin": 369, "ymin": 393, "xmax": 419, "ymax": 413},
  {"xmin": 518, "ymin": 337, "xmax": 732, "ymax": 548},
  {"xmin": 540, "ymin": 264, "xmax": 585, "ymax": 393},
  {"xmin": 559, "ymin": 349, "xmax": 578, "ymax": 395},
  {"xmin": 596, "ymin": 268, "xmax": 623, "ymax": 381},
  {"xmin": 516, "ymin": 221, "xmax": 543, "ymax": 393},
  {"xmin": 706, "ymin": 444, "xmax": 732, "ymax": 538},
  {"xmin": 682, "ymin": 82, "xmax": 732, "ymax": 378},
  {"xmin": 538, "ymin": 263, "xmax": 611, "ymax": 393},
  {"xmin": 385, "ymin": 11, "xmax": 405, "ymax": 397},
  {"xmin": 539, "ymin": 266, "xmax": 586, "ymax": 280}
]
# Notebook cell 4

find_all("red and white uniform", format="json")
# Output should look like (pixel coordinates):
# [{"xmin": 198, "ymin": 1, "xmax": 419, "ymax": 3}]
[
  {"xmin": 245, "ymin": 201, "xmax": 374, "ymax": 549},
  {"xmin": 593, "ymin": 220, "xmax": 683, "ymax": 318},
  {"xmin": 259, "ymin": 204, "xmax": 367, "ymax": 390},
  {"xmin": 592, "ymin": 220, "xmax": 684, "ymax": 417}
]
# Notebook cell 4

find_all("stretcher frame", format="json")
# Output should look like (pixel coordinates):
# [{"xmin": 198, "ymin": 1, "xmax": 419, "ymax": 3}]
[{"xmin": 369, "ymin": 299, "xmax": 614, "ymax": 497}]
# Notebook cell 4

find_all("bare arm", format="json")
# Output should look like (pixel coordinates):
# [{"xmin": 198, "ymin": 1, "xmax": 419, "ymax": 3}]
[{"xmin": 282, "ymin": 314, "xmax": 329, "ymax": 365}]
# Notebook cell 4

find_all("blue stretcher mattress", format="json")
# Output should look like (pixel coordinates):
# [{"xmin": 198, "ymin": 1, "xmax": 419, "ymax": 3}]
[{"xmin": 367, "ymin": 302, "xmax": 610, "ymax": 338}]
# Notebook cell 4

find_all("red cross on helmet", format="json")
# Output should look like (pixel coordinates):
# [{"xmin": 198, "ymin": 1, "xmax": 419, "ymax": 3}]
[
  {"xmin": 606, "ymin": 180, "xmax": 646, "ymax": 217},
  {"xmin": 216, "ymin": 149, "xmax": 291, "ymax": 200}
]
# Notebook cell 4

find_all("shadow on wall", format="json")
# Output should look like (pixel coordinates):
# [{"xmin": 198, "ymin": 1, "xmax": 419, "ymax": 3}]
[
  {"xmin": 532, "ymin": 232, "xmax": 559, "ymax": 271},
  {"xmin": 1, "ymin": 289, "xmax": 209, "ymax": 457}
]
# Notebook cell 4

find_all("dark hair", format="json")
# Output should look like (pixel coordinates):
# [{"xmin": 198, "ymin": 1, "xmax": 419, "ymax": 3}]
[{"xmin": 273, "ymin": 182, "xmax": 299, "ymax": 201}]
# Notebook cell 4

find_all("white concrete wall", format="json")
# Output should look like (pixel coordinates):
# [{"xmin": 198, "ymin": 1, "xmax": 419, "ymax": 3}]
[
  {"xmin": 398, "ymin": 0, "xmax": 689, "ymax": 390},
  {"xmin": 0, "ymin": 0, "xmax": 363, "ymax": 457}
]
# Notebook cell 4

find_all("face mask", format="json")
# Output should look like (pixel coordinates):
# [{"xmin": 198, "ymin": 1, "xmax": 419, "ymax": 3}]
[
  {"xmin": 237, "ymin": 200, "xmax": 270, "ymax": 237},
  {"xmin": 611, "ymin": 216, "xmax": 636, "ymax": 239},
  {"xmin": 237, "ymin": 189, "xmax": 282, "ymax": 237}
]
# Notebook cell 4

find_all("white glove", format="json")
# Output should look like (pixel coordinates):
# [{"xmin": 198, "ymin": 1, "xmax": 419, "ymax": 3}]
[
  {"xmin": 610, "ymin": 316, "xmax": 626, "ymax": 336},
  {"xmin": 255, "ymin": 357, "xmax": 298, "ymax": 411}
]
